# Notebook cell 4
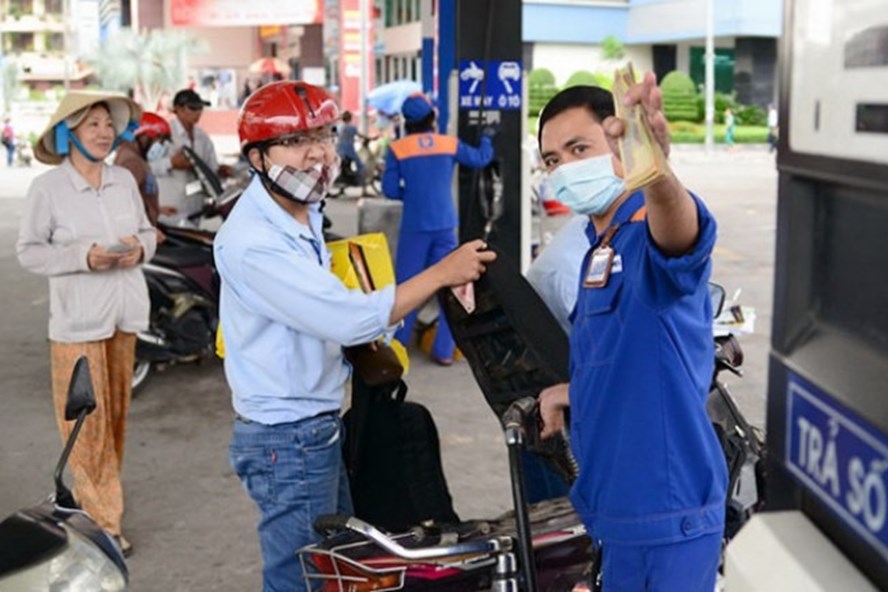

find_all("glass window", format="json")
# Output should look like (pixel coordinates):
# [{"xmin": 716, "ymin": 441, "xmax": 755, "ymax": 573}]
[
  {"xmin": 385, "ymin": 0, "xmax": 394, "ymax": 27},
  {"xmin": 9, "ymin": 0, "xmax": 34, "ymax": 16},
  {"xmin": 47, "ymin": 32, "xmax": 64, "ymax": 52},
  {"xmin": 405, "ymin": 0, "xmax": 412, "ymax": 22},
  {"xmin": 45, "ymin": 0, "xmax": 63, "ymax": 15},
  {"xmin": 396, "ymin": 0, "xmax": 405, "ymax": 25},
  {"xmin": 8, "ymin": 32, "xmax": 35, "ymax": 52}
]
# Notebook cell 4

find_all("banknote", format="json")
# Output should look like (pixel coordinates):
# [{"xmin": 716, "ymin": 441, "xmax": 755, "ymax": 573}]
[{"xmin": 612, "ymin": 63, "xmax": 667, "ymax": 191}]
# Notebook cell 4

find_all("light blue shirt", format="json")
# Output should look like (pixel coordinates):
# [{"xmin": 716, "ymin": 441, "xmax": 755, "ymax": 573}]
[
  {"xmin": 526, "ymin": 215, "xmax": 589, "ymax": 335},
  {"xmin": 214, "ymin": 176, "xmax": 396, "ymax": 425}
]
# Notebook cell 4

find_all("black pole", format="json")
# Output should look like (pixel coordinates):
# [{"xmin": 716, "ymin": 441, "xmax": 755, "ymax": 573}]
[{"xmin": 505, "ymin": 426, "xmax": 538, "ymax": 591}]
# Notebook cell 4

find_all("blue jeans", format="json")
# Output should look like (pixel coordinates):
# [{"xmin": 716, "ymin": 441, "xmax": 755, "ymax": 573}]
[{"xmin": 229, "ymin": 412, "xmax": 353, "ymax": 592}]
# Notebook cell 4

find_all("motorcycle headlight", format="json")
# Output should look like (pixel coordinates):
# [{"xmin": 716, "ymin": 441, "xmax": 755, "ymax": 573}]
[{"xmin": 0, "ymin": 526, "xmax": 126, "ymax": 591}]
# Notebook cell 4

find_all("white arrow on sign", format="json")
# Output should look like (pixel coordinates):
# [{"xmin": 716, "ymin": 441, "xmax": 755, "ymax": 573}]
[{"xmin": 460, "ymin": 61, "xmax": 485, "ymax": 94}]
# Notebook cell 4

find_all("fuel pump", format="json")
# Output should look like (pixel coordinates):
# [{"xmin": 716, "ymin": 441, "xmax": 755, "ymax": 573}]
[
  {"xmin": 439, "ymin": 0, "xmax": 529, "ymax": 269},
  {"xmin": 725, "ymin": 1, "xmax": 888, "ymax": 589}
]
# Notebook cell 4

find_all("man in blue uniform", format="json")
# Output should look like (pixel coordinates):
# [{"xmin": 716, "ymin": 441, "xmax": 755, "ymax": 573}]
[
  {"xmin": 383, "ymin": 93, "xmax": 494, "ymax": 365},
  {"xmin": 214, "ymin": 81, "xmax": 496, "ymax": 592},
  {"xmin": 535, "ymin": 82, "xmax": 727, "ymax": 591}
]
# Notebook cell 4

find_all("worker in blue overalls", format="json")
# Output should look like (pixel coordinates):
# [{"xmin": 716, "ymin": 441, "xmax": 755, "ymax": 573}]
[
  {"xmin": 383, "ymin": 93, "xmax": 495, "ymax": 365},
  {"xmin": 535, "ymin": 81, "xmax": 728, "ymax": 591}
]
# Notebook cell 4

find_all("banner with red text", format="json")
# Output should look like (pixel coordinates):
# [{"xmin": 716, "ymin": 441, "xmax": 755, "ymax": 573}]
[
  {"xmin": 339, "ymin": 0, "xmax": 373, "ymax": 114},
  {"xmin": 169, "ymin": 0, "xmax": 323, "ymax": 27}
]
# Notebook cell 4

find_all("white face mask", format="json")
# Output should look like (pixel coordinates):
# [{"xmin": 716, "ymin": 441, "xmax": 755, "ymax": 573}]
[
  {"xmin": 548, "ymin": 154, "xmax": 627, "ymax": 217},
  {"xmin": 146, "ymin": 140, "xmax": 170, "ymax": 162}
]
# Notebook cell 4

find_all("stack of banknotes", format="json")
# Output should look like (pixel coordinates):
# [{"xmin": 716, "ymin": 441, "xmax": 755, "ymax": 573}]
[{"xmin": 612, "ymin": 63, "xmax": 668, "ymax": 191}]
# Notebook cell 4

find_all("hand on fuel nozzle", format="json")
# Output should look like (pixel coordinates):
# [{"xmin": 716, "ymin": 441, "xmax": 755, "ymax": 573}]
[
  {"xmin": 539, "ymin": 383, "xmax": 570, "ymax": 440},
  {"xmin": 435, "ymin": 240, "xmax": 497, "ymax": 287}
]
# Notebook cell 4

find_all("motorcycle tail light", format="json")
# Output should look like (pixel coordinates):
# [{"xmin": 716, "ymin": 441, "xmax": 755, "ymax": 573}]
[{"xmin": 303, "ymin": 550, "xmax": 406, "ymax": 591}]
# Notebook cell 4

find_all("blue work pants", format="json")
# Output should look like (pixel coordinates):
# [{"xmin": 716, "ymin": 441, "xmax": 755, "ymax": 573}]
[
  {"xmin": 394, "ymin": 227, "xmax": 457, "ymax": 360},
  {"xmin": 600, "ymin": 532, "xmax": 721, "ymax": 592}
]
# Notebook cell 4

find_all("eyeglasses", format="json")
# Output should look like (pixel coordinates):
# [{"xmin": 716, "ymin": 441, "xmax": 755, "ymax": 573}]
[{"xmin": 269, "ymin": 132, "xmax": 337, "ymax": 149}]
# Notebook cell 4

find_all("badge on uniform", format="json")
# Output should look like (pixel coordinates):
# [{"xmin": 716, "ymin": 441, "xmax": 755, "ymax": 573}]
[{"xmin": 583, "ymin": 245, "xmax": 615, "ymax": 288}]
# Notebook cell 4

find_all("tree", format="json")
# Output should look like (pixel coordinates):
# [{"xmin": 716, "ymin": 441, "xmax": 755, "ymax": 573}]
[
  {"xmin": 601, "ymin": 35, "xmax": 625, "ymax": 61},
  {"xmin": 0, "ymin": 60, "xmax": 19, "ymax": 113},
  {"xmin": 528, "ymin": 68, "xmax": 558, "ymax": 116},
  {"xmin": 88, "ymin": 29, "xmax": 205, "ymax": 110}
]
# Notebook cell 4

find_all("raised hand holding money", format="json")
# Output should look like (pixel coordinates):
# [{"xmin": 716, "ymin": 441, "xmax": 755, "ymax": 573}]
[{"xmin": 606, "ymin": 64, "xmax": 671, "ymax": 192}]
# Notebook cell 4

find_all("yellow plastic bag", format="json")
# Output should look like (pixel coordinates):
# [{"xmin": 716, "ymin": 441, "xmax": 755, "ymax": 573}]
[
  {"xmin": 327, "ymin": 233, "xmax": 396, "ymax": 290},
  {"xmin": 216, "ymin": 233, "xmax": 408, "ymax": 374}
]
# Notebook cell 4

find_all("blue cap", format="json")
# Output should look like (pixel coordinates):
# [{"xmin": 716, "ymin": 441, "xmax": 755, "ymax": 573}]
[{"xmin": 401, "ymin": 94, "xmax": 434, "ymax": 123}]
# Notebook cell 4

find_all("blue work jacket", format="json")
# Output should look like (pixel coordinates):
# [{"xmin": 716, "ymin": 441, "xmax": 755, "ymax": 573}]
[
  {"xmin": 568, "ymin": 191, "xmax": 727, "ymax": 546},
  {"xmin": 382, "ymin": 133, "xmax": 493, "ymax": 232}
]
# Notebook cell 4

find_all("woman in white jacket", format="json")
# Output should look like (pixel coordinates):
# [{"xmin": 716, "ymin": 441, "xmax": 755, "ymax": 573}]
[{"xmin": 17, "ymin": 91, "xmax": 156, "ymax": 556}]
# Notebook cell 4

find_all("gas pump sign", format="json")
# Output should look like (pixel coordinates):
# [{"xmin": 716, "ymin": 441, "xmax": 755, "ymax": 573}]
[
  {"xmin": 458, "ymin": 60, "xmax": 522, "ymax": 111},
  {"xmin": 786, "ymin": 373, "xmax": 888, "ymax": 561}
]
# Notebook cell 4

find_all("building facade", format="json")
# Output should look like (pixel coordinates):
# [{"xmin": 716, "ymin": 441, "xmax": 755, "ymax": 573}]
[{"xmin": 373, "ymin": 0, "xmax": 783, "ymax": 108}]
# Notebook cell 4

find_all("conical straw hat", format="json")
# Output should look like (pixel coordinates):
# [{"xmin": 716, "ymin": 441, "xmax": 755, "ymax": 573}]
[{"xmin": 34, "ymin": 91, "xmax": 142, "ymax": 165}]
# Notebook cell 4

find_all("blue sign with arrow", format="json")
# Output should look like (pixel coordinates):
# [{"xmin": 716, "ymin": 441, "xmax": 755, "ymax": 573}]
[{"xmin": 458, "ymin": 60, "xmax": 522, "ymax": 111}]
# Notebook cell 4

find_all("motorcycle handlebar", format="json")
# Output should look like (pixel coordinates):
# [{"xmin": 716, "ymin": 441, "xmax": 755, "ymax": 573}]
[{"xmin": 314, "ymin": 514, "xmax": 512, "ymax": 561}]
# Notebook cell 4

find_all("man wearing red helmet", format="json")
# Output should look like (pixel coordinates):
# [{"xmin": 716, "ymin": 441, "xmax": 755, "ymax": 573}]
[
  {"xmin": 114, "ymin": 112, "xmax": 176, "ymax": 232},
  {"xmin": 214, "ymin": 81, "xmax": 496, "ymax": 592}
]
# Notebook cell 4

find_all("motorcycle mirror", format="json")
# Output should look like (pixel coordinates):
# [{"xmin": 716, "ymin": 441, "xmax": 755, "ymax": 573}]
[
  {"xmin": 64, "ymin": 357, "xmax": 96, "ymax": 421},
  {"xmin": 55, "ymin": 357, "xmax": 97, "ymax": 507},
  {"xmin": 708, "ymin": 283, "xmax": 726, "ymax": 319}
]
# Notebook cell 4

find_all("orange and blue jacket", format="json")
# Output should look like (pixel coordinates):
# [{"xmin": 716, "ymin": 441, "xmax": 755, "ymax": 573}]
[{"xmin": 382, "ymin": 133, "xmax": 493, "ymax": 232}]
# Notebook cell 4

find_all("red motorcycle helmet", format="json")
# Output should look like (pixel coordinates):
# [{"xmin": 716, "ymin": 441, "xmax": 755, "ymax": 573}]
[
  {"xmin": 135, "ymin": 112, "xmax": 171, "ymax": 140},
  {"xmin": 238, "ymin": 81, "xmax": 339, "ymax": 152}
]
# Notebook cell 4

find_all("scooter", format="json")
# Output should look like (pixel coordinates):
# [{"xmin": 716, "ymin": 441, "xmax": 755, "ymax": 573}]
[
  {"xmin": 14, "ymin": 139, "xmax": 33, "ymax": 167},
  {"xmin": 0, "ymin": 357, "xmax": 129, "ymax": 590},
  {"xmin": 299, "ymin": 273, "xmax": 763, "ymax": 591},
  {"xmin": 134, "ymin": 166, "xmax": 341, "ymax": 391},
  {"xmin": 331, "ymin": 138, "xmax": 384, "ymax": 197},
  {"xmin": 134, "ymin": 227, "xmax": 219, "ymax": 392}
]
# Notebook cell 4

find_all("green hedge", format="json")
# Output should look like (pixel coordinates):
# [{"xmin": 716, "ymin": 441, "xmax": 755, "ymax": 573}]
[
  {"xmin": 529, "ymin": 68, "xmax": 559, "ymax": 117},
  {"xmin": 661, "ymin": 71, "xmax": 699, "ymax": 123},
  {"xmin": 669, "ymin": 122, "xmax": 769, "ymax": 143}
]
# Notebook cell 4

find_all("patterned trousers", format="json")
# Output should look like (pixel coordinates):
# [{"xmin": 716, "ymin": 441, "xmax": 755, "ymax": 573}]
[{"xmin": 50, "ymin": 331, "xmax": 135, "ymax": 536}]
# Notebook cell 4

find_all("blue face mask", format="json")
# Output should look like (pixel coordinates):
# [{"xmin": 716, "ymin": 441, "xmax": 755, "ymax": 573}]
[{"xmin": 548, "ymin": 154, "xmax": 626, "ymax": 217}]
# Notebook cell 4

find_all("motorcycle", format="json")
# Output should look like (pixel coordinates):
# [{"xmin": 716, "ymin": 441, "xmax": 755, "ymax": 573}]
[
  {"xmin": 331, "ymin": 137, "xmax": 384, "ymax": 198},
  {"xmin": 134, "ymin": 225, "xmax": 220, "ymax": 392},
  {"xmin": 0, "ymin": 357, "xmax": 129, "ymax": 590},
  {"xmin": 14, "ymin": 139, "xmax": 33, "ymax": 167},
  {"xmin": 133, "ymin": 148, "xmax": 241, "ymax": 392},
  {"xmin": 298, "ymin": 271, "xmax": 764, "ymax": 591},
  {"xmin": 134, "ymin": 155, "xmax": 341, "ymax": 391}
]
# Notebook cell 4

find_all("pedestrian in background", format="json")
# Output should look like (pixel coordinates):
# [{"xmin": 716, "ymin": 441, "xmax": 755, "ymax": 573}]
[
  {"xmin": 382, "ymin": 93, "xmax": 495, "ymax": 365},
  {"xmin": 17, "ymin": 91, "xmax": 157, "ymax": 557},
  {"xmin": 2, "ymin": 116, "xmax": 15, "ymax": 167},
  {"xmin": 149, "ymin": 89, "xmax": 232, "ymax": 224},
  {"xmin": 336, "ymin": 110, "xmax": 366, "ymax": 183},
  {"xmin": 724, "ymin": 107, "xmax": 736, "ymax": 151},
  {"xmin": 767, "ymin": 103, "xmax": 778, "ymax": 153},
  {"xmin": 114, "ymin": 111, "xmax": 180, "ymax": 242}
]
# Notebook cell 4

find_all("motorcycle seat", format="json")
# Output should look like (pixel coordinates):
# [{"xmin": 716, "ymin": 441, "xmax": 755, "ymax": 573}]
[{"xmin": 152, "ymin": 244, "xmax": 214, "ymax": 269}]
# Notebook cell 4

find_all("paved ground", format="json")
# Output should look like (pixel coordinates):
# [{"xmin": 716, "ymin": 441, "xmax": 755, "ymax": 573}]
[{"xmin": 0, "ymin": 145, "xmax": 777, "ymax": 590}]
